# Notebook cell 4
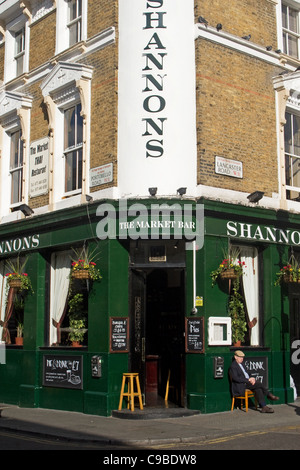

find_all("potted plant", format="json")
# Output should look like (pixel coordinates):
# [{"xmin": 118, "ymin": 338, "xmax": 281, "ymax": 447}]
[
  {"xmin": 70, "ymin": 246, "xmax": 102, "ymax": 281},
  {"xmin": 15, "ymin": 322, "xmax": 24, "ymax": 345},
  {"xmin": 228, "ymin": 276, "xmax": 247, "ymax": 346},
  {"xmin": 274, "ymin": 257, "xmax": 300, "ymax": 285},
  {"xmin": 5, "ymin": 258, "xmax": 33, "ymax": 294},
  {"xmin": 210, "ymin": 246, "xmax": 245, "ymax": 286},
  {"xmin": 68, "ymin": 316, "xmax": 86, "ymax": 347},
  {"xmin": 67, "ymin": 293, "xmax": 87, "ymax": 346}
]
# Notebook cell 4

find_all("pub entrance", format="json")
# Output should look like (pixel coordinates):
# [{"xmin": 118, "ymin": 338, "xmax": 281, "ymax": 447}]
[
  {"xmin": 129, "ymin": 240, "xmax": 186, "ymax": 407},
  {"xmin": 290, "ymin": 292, "xmax": 300, "ymax": 397}
]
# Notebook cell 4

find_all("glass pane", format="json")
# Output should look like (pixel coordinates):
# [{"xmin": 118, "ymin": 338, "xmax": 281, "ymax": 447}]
[
  {"xmin": 286, "ymin": 155, "xmax": 292, "ymax": 185},
  {"xmin": 292, "ymin": 156, "xmax": 300, "ymax": 187},
  {"xmin": 78, "ymin": 149, "xmax": 82, "ymax": 189},
  {"xmin": 68, "ymin": 0, "xmax": 77, "ymax": 21},
  {"xmin": 77, "ymin": 103, "xmax": 83, "ymax": 144},
  {"xmin": 65, "ymin": 150, "xmax": 76, "ymax": 192},
  {"xmin": 16, "ymin": 54, "xmax": 24, "ymax": 76},
  {"xmin": 15, "ymin": 29, "xmax": 24, "ymax": 55},
  {"xmin": 282, "ymin": 5, "xmax": 288, "ymax": 29},
  {"xmin": 288, "ymin": 33, "xmax": 298, "ymax": 57},
  {"xmin": 289, "ymin": 8, "xmax": 298, "ymax": 33},
  {"xmin": 64, "ymin": 107, "xmax": 75, "ymax": 149},
  {"xmin": 285, "ymin": 113, "xmax": 292, "ymax": 154},
  {"xmin": 10, "ymin": 131, "xmax": 23, "ymax": 169},
  {"xmin": 293, "ymin": 114, "xmax": 300, "ymax": 156},
  {"xmin": 69, "ymin": 22, "xmax": 78, "ymax": 46},
  {"xmin": 11, "ymin": 168, "xmax": 22, "ymax": 204}
]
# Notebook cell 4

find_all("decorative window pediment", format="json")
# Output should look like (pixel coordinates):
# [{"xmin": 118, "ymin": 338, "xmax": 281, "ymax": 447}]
[
  {"xmin": 41, "ymin": 61, "xmax": 93, "ymax": 104},
  {"xmin": 0, "ymin": 90, "xmax": 32, "ymax": 121}
]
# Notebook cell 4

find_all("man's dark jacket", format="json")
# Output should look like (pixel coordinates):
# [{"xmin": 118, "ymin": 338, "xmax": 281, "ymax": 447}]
[{"xmin": 229, "ymin": 359, "xmax": 251, "ymax": 396}]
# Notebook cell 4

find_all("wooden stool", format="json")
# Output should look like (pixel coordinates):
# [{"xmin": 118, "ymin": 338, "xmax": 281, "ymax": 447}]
[
  {"xmin": 231, "ymin": 389, "xmax": 257, "ymax": 412},
  {"xmin": 118, "ymin": 373, "xmax": 143, "ymax": 411}
]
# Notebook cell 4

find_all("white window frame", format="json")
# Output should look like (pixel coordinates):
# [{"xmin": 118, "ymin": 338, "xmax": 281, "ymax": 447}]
[
  {"xmin": 4, "ymin": 15, "xmax": 29, "ymax": 82},
  {"xmin": 56, "ymin": 0, "xmax": 87, "ymax": 55},
  {"xmin": 63, "ymin": 101, "xmax": 84, "ymax": 195},
  {"xmin": 41, "ymin": 62, "xmax": 92, "ymax": 206},
  {"xmin": 284, "ymin": 109, "xmax": 300, "ymax": 198},
  {"xmin": 10, "ymin": 128, "xmax": 24, "ymax": 206},
  {"xmin": 0, "ymin": 91, "xmax": 32, "ymax": 217},
  {"xmin": 208, "ymin": 317, "xmax": 232, "ymax": 346}
]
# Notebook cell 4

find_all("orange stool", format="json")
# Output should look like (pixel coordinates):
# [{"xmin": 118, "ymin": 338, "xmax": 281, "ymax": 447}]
[
  {"xmin": 118, "ymin": 373, "xmax": 143, "ymax": 411},
  {"xmin": 231, "ymin": 389, "xmax": 257, "ymax": 412}
]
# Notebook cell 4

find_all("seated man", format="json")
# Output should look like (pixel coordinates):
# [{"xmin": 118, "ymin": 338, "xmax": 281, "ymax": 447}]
[{"xmin": 229, "ymin": 350, "xmax": 279, "ymax": 413}]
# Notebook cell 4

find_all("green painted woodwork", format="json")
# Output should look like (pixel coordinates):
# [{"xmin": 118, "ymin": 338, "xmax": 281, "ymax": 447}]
[{"xmin": 0, "ymin": 198, "xmax": 296, "ymax": 415}]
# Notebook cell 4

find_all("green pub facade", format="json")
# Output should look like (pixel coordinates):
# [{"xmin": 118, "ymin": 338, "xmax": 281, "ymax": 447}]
[
  {"xmin": 0, "ymin": 0, "xmax": 299, "ymax": 416},
  {"xmin": 0, "ymin": 198, "xmax": 297, "ymax": 415}
]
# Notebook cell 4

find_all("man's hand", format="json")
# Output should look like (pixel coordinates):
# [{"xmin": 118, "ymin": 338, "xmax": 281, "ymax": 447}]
[{"xmin": 248, "ymin": 377, "xmax": 256, "ymax": 385}]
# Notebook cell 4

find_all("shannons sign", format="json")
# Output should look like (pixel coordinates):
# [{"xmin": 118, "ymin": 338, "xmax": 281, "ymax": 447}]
[
  {"xmin": 227, "ymin": 220, "xmax": 300, "ymax": 246},
  {"xmin": 0, "ymin": 234, "xmax": 40, "ymax": 256}
]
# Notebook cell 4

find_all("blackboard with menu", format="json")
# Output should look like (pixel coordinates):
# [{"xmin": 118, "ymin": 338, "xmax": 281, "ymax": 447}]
[
  {"xmin": 110, "ymin": 317, "xmax": 129, "ymax": 352},
  {"xmin": 243, "ymin": 356, "xmax": 268, "ymax": 388},
  {"xmin": 43, "ymin": 355, "xmax": 83, "ymax": 389},
  {"xmin": 185, "ymin": 317, "xmax": 204, "ymax": 353}
]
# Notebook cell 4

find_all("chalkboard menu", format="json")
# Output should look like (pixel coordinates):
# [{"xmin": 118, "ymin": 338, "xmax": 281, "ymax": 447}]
[
  {"xmin": 43, "ymin": 355, "xmax": 83, "ymax": 389},
  {"xmin": 110, "ymin": 317, "xmax": 129, "ymax": 352},
  {"xmin": 185, "ymin": 317, "xmax": 204, "ymax": 353},
  {"xmin": 243, "ymin": 356, "xmax": 268, "ymax": 388}
]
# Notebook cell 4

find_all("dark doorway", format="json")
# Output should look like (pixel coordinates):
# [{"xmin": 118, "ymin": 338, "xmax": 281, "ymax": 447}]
[
  {"xmin": 130, "ymin": 266, "xmax": 185, "ymax": 408},
  {"xmin": 290, "ymin": 293, "xmax": 300, "ymax": 396}
]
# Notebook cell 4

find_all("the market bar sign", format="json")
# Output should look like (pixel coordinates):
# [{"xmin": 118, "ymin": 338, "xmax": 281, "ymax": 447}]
[
  {"xmin": 185, "ymin": 317, "xmax": 204, "ymax": 353},
  {"xmin": 42, "ymin": 355, "xmax": 83, "ymax": 390}
]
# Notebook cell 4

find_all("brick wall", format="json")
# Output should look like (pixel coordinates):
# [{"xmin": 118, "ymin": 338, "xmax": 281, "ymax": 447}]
[
  {"xmin": 29, "ymin": 10, "xmax": 56, "ymax": 70},
  {"xmin": 195, "ymin": 0, "xmax": 280, "ymax": 196},
  {"xmin": 194, "ymin": 0, "xmax": 277, "ymax": 48}
]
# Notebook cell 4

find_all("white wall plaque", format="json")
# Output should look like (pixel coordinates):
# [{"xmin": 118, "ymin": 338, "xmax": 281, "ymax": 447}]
[
  {"xmin": 29, "ymin": 137, "xmax": 49, "ymax": 197},
  {"xmin": 215, "ymin": 156, "xmax": 243, "ymax": 179}
]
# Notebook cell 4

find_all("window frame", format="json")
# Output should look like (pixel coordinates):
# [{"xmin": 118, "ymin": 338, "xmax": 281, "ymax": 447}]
[
  {"xmin": 9, "ymin": 128, "xmax": 24, "ymax": 206},
  {"xmin": 284, "ymin": 109, "xmax": 300, "ymax": 199},
  {"xmin": 56, "ymin": 0, "xmax": 87, "ymax": 54},
  {"xmin": 282, "ymin": 2, "xmax": 300, "ymax": 58},
  {"xmin": 63, "ymin": 102, "xmax": 83, "ymax": 194},
  {"xmin": 67, "ymin": 0, "xmax": 82, "ymax": 47},
  {"xmin": 14, "ymin": 27, "xmax": 26, "ymax": 77}
]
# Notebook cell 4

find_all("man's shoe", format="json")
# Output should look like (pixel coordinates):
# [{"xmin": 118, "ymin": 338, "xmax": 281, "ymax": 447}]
[
  {"xmin": 261, "ymin": 406, "xmax": 274, "ymax": 413},
  {"xmin": 267, "ymin": 393, "xmax": 279, "ymax": 401}
]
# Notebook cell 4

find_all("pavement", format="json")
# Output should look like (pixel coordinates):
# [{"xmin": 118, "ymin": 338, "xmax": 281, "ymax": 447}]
[{"xmin": 0, "ymin": 398, "xmax": 299, "ymax": 447}]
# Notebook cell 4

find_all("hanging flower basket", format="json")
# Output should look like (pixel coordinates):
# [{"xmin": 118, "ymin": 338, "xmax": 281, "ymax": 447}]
[
  {"xmin": 274, "ymin": 258, "xmax": 300, "ymax": 286},
  {"xmin": 219, "ymin": 268, "xmax": 238, "ymax": 281},
  {"xmin": 210, "ymin": 247, "xmax": 245, "ymax": 287},
  {"xmin": 8, "ymin": 278, "xmax": 23, "ymax": 289},
  {"xmin": 72, "ymin": 269, "xmax": 90, "ymax": 280},
  {"xmin": 70, "ymin": 247, "xmax": 102, "ymax": 282}
]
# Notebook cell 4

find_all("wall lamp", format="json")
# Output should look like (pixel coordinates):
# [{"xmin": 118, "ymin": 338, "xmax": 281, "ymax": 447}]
[
  {"xmin": 247, "ymin": 191, "xmax": 264, "ymax": 203},
  {"xmin": 19, "ymin": 204, "xmax": 34, "ymax": 216},
  {"xmin": 148, "ymin": 187, "xmax": 157, "ymax": 197},
  {"xmin": 177, "ymin": 187, "xmax": 187, "ymax": 196}
]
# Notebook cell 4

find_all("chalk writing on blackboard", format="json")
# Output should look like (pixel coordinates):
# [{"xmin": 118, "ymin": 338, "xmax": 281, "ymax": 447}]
[
  {"xmin": 43, "ymin": 355, "xmax": 83, "ymax": 389},
  {"xmin": 185, "ymin": 317, "xmax": 204, "ymax": 353},
  {"xmin": 110, "ymin": 317, "xmax": 129, "ymax": 352}
]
